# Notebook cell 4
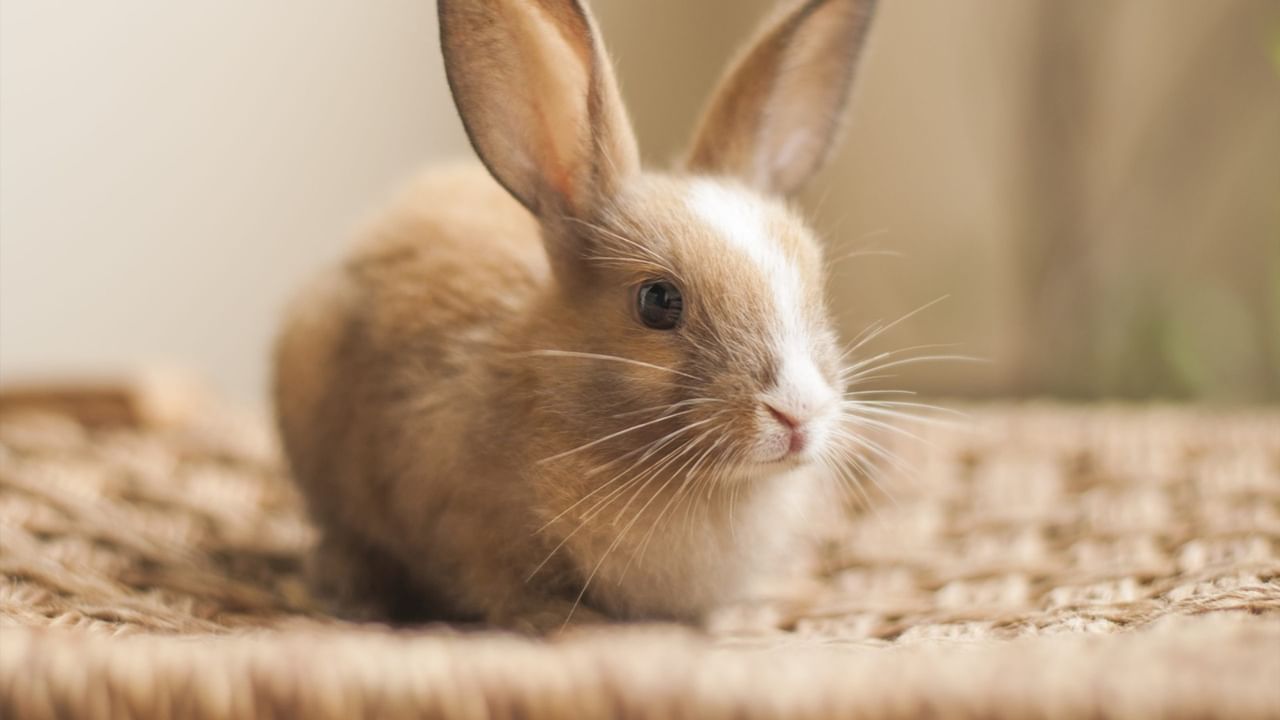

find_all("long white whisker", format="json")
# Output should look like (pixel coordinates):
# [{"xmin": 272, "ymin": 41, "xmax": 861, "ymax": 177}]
[
  {"xmin": 823, "ymin": 451, "xmax": 880, "ymax": 516},
  {"xmin": 517, "ymin": 350, "xmax": 701, "ymax": 381},
  {"xmin": 840, "ymin": 344, "xmax": 963, "ymax": 378},
  {"xmin": 607, "ymin": 426, "xmax": 712, "ymax": 527},
  {"xmin": 565, "ymin": 217, "xmax": 682, "ymax": 280},
  {"xmin": 537, "ymin": 407, "xmax": 699, "ymax": 465},
  {"xmin": 560, "ymin": 429, "xmax": 711, "ymax": 626},
  {"xmin": 622, "ymin": 429, "xmax": 726, "ymax": 580},
  {"xmin": 827, "ymin": 432, "xmax": 907, "ymax": 505},
  {"xmin": 849, "ymin": 399, "xmax": 969, "ymax": 419},
  {"xmin": 844, "ymin": 403, "xmax": 959, "ymax": 428},
  {"xmin": 839, "ymin": 411, "xmax": 932, "ymax": 447},
  {"xmin": 843, "ymin": 389, "xmax": 917, "ymax": 398},
  {"xmin": 527, "ymin": 473, "xmax": 645, "ymax": 582},
  {"xmin": 843, "ymin": 353, "xmax": 984, "ymax": 382},
  {"xmin": 828, "ymin": 248, "xmax": 903, "ymax": 265},
  {"xmin": 681, "ymin": 445, "xmax": 735, "ymax": 538},
  {"xmin": 632, "ymin": 426, "xmax": 729, "ymax": 552},
  {"xmin": 538, "ymin": 414, "xmax": 719, "ymax": 531},
  {"xmin": 610, "ymin": 397, "xmax": 722, "ymax": 419},
  {"xmin": 585, "ymin": 410, "xmax": 727, "ymax": 478},
  {"xmin": 527, "ymin": 416, "xmax": 721, "ymax": 581},
  {"xmin": 829, "ymin": 427, "xmax": 914, "ymax": 479},
  {"xmin": 825, "ymin": 228, "xmax": 894, "ymax": 269},
  {"xmin": 840, "ymin": 296, "xmax": 951, "ymax": 360}
]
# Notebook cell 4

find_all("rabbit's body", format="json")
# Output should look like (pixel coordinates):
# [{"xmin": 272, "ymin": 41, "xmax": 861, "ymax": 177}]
[
  {"xmin": 275, "ymin": 164, "xmax": 551, "ymax": 622},
  {"xmin": 275, "ymin": 0, "xmax": 879, "ymax": 631},
  {"xmin": 278, "ymin": 164, "xmax": 817, "ymax": 625}
]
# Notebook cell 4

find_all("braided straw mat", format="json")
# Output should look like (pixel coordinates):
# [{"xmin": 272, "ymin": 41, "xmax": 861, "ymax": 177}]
[{"xmin": 0, "ymin": 380, "xmax": 1277, "ymax": 719}]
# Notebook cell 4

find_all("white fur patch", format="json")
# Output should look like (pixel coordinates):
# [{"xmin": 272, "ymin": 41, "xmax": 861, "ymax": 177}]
[
  {"xmin": 687, "ymin": 181, "xmax": 797, "ymax": 298},
  {"xmin": 776, "ymin": 342, "xmax": 832, "ymax": 421},
  {"xmin": 687, "ymin": 180, "xmax": 835, "ymax": 437}
]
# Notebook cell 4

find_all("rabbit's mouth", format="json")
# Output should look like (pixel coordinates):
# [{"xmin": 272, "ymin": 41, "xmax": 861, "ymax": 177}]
[{"xmin": 716, "ymin": 454, "xmax": 812, "ymax": 487}]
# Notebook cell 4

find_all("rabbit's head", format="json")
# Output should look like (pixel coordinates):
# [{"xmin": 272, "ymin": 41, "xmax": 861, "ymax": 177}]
[{"xmin": 440, "ymin": 0, "xmax": 878, "ymax": 480}]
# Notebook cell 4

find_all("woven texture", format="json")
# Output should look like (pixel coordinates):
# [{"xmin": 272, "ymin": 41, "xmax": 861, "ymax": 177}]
[{"xmin": 1, "ymin": 388, "xmax": 1278, "ymax": 718}]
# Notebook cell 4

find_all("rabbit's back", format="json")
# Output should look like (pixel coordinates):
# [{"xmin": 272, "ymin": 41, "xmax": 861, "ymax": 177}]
[
  {"xmin": 273, "ymin": 162, "xmax": 547, "ymax": 576},
  {"xmin": 349, "ymin": 161, "xmax": 547, "ymax": 351}
]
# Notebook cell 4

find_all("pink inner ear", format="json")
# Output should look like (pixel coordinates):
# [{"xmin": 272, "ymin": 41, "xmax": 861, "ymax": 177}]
[
  {"xmin": 447, "ymin": 0, "xmax": 634, "ymax": 219},
  {"xmin": 534, "ymin": 103, "xmax": 577, "ymax": 211},
  {"xmin": 514, "ymin": 5, "xmax": 593, "ymax": 214}
]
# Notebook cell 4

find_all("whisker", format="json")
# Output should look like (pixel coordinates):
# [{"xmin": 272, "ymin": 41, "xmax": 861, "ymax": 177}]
[
  {"xmin": 680, "ymin": 436, "xmax": 732, "ymax": 531},
  {"xmin": 728, "ymin": 457, "xmax": 747, "ymax": 538},
  {"xmin": 681, "ymin": 445, "xmax": 736, "ymax": 538},
  {"xmin": 840, "ymin": 295, "xmax": 951, "ymax": 361},
  {"xmin": 840, "ymin": 343, "xmax": 963, "ymax": 378},
  {"xmin": 622, "ymin": 428, "xmax": 726, "ymax": 580},
  {"xmin": 854, "ymin": 455, "xmax": 904, "ymax": 508},
  {"xmin": 841, "ymin": 372, "xmax": 901, "ymax": 388},
  {"xmin": 843, "ymin": 402, "xmax": 960, "ymax": 428},
  {"xmin": 541, "ymin": 410, "xmax": 727, "ymax": 538},
  {"xmin": 830, "ymin": 425, "xmax": 916, "ymax": 500},
  {"xmin": 839, "ymin": 411, "xmax": 933, "ymax": 448},
  {"xmin": 637, "ymin": 425, "xmax": 731, "ymax": 540},
  {"xmin": 526, "ymin": 417, "xmax": 720, "ymax": 581},
  {"xmin": 526, "ymin": 473, "xmax": 644, "ymax": 581},
  {"xmin": 825, "ymin": 228, "xmax": 893, "ymax": 267},
  {"xmin": 537, "ymin": 408, "xmax": 699, "ymax": 466},
  {"xmin": 843, "ymin": 388, "xmax": 917, "ymax": 398},
  {"xmin": 827, "ymin": 248, "xmax": 902, "ymax": 267},
  {"xmin": 607, "ymin": 426, "xmax": 713, "ymax": 527},
  {"xmin": 517, "ymin": 349, "xmax": 702, "ymax": 381},
  {"xmin": 585, "ymin": 409, "xmax": 727, "ymax": 478},
  {"xmin": 560, "ymin": 429, "xmax": 711, "ymax": 626},
  {"xmin": 537, "ymin": 413, "xmax": 720, "ymax": 532},
  {"xmin": 829, "ymin": 426, "xmax": 914, "ymax": 480},
  {"xmin": 564, "ymin": 217, "xmax": 682, "ymax": 280},
  {"xmin": 583, "ymin": 254, "xmax": 671, "ymax": 274},
  {"xmin": 821, "ymin": 451, "xmax": 880, "ymax": 517},
  {"xmin": 610, "ymin": 397, "xmax": 722, "ymax": 420},
  {"xmin": 843, "ymin": 353, "xmax": 984, "ymax": 383},
  {"xmin": 850, "ymin": 399, "xmax": 969, "ymax": 419}
]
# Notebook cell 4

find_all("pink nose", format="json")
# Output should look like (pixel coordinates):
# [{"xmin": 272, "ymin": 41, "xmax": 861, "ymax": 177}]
[{"xmin": 765, "ymin": 404, "xmax": 807, "ymax": 455}]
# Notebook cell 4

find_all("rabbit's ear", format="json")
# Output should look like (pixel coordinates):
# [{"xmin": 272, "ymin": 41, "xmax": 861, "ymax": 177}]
[
  {"xmin": 685, "ymin": 0, "xmax": 877, "ymax": 197},
  {"xmin": 439, "ymin": 0, "xmax": 638, "ymax": 222}
]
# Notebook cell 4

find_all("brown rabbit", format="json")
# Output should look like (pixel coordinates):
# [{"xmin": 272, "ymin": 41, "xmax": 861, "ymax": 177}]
[{"xmin": 274, "ymin": 0, "xmax": 880, "ymax": 631}]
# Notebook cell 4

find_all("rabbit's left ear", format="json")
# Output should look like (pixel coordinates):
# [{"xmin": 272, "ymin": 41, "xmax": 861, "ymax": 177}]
[
  {"xmin": 439, "ymin": 0, "xmax": 639, "ymax": 220},
  {"xmin": 685, "ymin": 0, "xmax": 878, "ymax": 197}
]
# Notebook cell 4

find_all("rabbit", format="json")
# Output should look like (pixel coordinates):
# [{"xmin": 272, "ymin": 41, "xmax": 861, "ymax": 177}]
[{"xmin": 273, "ymin": 0, "xmax": 880, "ymax": 632}]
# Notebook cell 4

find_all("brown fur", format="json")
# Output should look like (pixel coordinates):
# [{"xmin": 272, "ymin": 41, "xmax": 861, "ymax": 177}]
[{"xmin": 274, "ymin": 0, "xmax": 878, "ymax": 631}]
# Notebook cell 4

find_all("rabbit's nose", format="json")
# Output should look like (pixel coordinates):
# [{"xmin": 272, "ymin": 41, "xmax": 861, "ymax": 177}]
[{"xmin": 764, "ymin": 403, "xmax": 809, "ymax": 455}]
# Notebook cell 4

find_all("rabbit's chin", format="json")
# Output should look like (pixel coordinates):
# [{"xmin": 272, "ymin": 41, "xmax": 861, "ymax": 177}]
[
  {"xmin": 720, "ymin": 454, "xmax": 816, "ymax": 486},
  {"xmin": 727, "ymin": 428, "xmax": 834, "ymax": 482}
]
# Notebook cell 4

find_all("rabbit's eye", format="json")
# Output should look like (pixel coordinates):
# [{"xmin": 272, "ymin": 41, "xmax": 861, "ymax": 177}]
[{"xmin": 636, "ymin": 280, "xmax": 683, "ymax": 330}]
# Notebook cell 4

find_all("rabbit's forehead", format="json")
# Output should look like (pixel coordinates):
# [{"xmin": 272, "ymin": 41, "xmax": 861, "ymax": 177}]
[
  {"xmin": 605, "ymin": 174, "xmax": 827, "ymax": 351},
  {"xmin": 672, "ymin": 180, "xmax": 834, "ymax": 403},
  {"xmin": 684, "ymin": 180, "xmax": 805, "ymax": 301},
  {"xmin": 680, "ymin": 180, "xmax": 821, "ymax": 332}
]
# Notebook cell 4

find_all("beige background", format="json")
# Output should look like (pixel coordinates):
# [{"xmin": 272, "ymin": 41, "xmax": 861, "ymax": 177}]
[{"xmin": 3, "ymin": 0, "xmax": 1278, "ymax": 405}]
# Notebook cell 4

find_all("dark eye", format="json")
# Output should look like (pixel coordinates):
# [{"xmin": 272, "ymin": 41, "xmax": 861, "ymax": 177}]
[{"xmin": 636, "ymin": 280, "xmax": 683, "ymax": 330}]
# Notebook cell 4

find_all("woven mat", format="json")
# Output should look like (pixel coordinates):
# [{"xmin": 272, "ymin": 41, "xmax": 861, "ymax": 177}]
[{"xmin": 1, "ymin": 383, "xmax": 1278, "ymax": 718}]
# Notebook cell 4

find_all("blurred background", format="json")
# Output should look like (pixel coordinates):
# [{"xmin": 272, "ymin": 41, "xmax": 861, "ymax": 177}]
[{"xmin": 2, "ymin": 0, "xmax": 1278, "ymax": 407}]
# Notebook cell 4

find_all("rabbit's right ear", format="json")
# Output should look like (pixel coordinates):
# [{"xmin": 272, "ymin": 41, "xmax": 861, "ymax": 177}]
[
  {"xmin": 686, "ymin": 0, "xmax": 878, "ymax": 197},
  {"xmin": 439, "ymin": 0, "xmax": 639, "ymax": 226}
]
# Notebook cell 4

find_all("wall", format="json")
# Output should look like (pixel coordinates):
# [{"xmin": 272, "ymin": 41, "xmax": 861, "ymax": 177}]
[
  {"xmin": 3, "ymin": 0, "xmax": 1278, "ymax": 404},
  {"xmin": 1, "ymin": 1, "xmax": 464, "ymax": 403}
]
